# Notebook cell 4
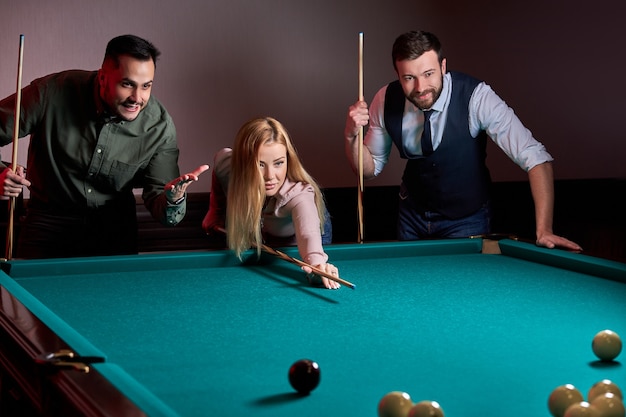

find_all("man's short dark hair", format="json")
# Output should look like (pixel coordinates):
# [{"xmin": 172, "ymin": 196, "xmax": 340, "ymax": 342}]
[
  {"xmin": 104, "ymin": 34, "xmax": 161, "ymax": 68},
  {"xmin": 392, "ymin": 31, "xmax": 444, "ymax": 70}
]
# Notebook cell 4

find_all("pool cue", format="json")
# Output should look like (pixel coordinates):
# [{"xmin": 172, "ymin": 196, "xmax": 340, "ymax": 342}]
[
  {"xmin": 216, "ymin": 227, "xmax": 355, "ymax": 289},
  {"xmin": 4, "ymin": 34, "xmax": 25, "ymax": 261},
  {"xmin": 260, "ymin": 243, "xmax": 356, "ymax": 289},
  {"xmin": 357, "ymin": 32, "xmax": 364, "ymax": 244}
]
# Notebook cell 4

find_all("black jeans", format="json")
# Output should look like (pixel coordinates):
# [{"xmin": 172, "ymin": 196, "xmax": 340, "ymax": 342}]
[{"xmin": 16, "ymin": 200, "xmax": 138, "ymax": 259}]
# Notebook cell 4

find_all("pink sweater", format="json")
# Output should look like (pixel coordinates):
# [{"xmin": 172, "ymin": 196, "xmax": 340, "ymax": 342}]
[{"xmin": 209, "ymin": 148, "xmax": 328, "ymax": 266}]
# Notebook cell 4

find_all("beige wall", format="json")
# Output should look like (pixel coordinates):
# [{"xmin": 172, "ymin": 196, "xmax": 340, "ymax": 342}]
[{"xmin": 1, "ymin": 0, "xmax": 625, "ymax": 196}]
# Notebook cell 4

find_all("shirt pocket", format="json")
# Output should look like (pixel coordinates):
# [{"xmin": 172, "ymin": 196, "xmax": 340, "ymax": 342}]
[{"xmin": 96, "ymin": 159, "xmax": 147, "ymax": 192}]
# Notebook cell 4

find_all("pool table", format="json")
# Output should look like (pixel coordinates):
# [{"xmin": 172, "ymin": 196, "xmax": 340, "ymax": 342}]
[{"xmin": 0, "ymin": 238, "xmax": 625, "ymax": 417}]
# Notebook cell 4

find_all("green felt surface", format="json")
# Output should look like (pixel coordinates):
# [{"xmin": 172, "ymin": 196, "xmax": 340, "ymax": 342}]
[{"xmin": 3, "ymin": 239, "xmax": 626, "ymax": 417}]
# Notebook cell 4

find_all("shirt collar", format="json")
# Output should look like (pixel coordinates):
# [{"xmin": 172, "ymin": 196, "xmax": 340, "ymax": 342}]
[{"xmin": 94, "ymin": 76, "xmax": 122, "ymax": 124}]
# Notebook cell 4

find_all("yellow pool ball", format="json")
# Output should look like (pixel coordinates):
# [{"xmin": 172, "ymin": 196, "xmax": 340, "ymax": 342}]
[
  {"xmin": 588, "ymin": 379, "xmax": 623, "ymax": 402},
  {"xmin": 549, "ymin": 384, "xmax": 585, "ymax": 417},
  {"xmin": 592, "ymin": 329, "xmax": 622, "ymax": 361},
  {"xmin": 563, "ymin": 401, "xmax": 599, "ymax": 417},
  {"xmin": 589, "ymin": 392, "xmax": 625, "ymax": 417},
  {"xmin": 408, "ymin": 400, "xmax": 445, "ymax": 417},
  {"xmin": 378, "ymin": 391, "xmax": 413, "ymax": 417}
]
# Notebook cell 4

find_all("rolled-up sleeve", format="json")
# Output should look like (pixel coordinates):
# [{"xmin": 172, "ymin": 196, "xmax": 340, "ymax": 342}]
[
  {"xmin": 470, "ymin": 82, "xmax": 553, "ymax": 172},
  {"xmin": 365, "ymin": 86, "xmax": 395, "ymax": 176}
]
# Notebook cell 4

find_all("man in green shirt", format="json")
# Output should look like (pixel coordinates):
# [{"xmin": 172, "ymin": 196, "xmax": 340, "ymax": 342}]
[{"xmin": 0, "ymin": 34, "xmax": 209, "ymax": 259}]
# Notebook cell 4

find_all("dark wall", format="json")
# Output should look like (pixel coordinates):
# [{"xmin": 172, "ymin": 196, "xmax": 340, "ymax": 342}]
[
  {"xmin": 129, "ymin": 179, "xmax": 626, "ymax": 263},
  {"xmin": 1, "ymin": 1, "xmax": 623, "ymax": 261},
  {"xmin": 326, "ymin": 180, "xmax": 626, "ymax": 263},
  {"xmin": 3, "ymin": 179, "xmax": 622, "ymax": 262},
  {"xmin": 1, "ymin": 0, "xmax": 625, "ymax": 193}
]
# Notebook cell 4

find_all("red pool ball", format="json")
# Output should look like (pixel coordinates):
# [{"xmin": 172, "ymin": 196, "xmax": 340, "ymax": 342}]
[{"xmin": 288, "ymin": 359, "xmax": 320, "ymax": 394}]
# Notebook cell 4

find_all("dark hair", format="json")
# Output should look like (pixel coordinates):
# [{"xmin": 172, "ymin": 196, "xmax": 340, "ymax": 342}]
[
  {"xmin": 391, "ymin": 31, "xmax": 444, "ymax": 69},
  {"xmin": 103, "ymin": 34, "xmax": 161, "ymax": 68}
]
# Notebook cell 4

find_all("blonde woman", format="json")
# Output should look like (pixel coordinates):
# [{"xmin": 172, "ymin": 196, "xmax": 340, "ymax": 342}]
[{"xmin": 202, "ymin": 117, "xmax": 339, "ymax": 289}]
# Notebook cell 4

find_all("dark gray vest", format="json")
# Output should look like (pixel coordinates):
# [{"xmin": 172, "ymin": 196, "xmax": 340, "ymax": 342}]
[{"xmin": 384, "ymin": 71, "xmax": 491, "ymax": 219}]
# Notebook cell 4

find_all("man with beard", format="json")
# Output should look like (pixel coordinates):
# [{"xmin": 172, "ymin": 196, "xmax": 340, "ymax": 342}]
[
  {"xmin": 0, "ymin": 34, "xmax": 208, "ymax": 259},
  {"xmin": 344, "ymin": 30, "xmax": 580, "ymax": 251}
]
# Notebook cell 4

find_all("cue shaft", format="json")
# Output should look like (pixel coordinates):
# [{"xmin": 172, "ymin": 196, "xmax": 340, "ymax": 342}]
[
  {"xmin": 357, "ymin": 32, "xmax": 364, "ymax": 244},
  {"xmin": 260, "ymin": 243, "xmax": 356, "ymax": 289},
  {"xmin": 216, "ymin": 227, "xmax": 355, "ymax": 289},
  {"xmin": 4, "ymin": 34, "xmax": 25, "ymax": 261}
]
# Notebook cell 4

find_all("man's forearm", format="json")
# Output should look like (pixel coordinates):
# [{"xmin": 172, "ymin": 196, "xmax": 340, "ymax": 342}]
[
  {"xmin": 344, "ymin": 134, "xmax": 376, "ymax": 179},
  {"xmin": 528, "ymin": 162, "xmax": 555, "ymax": 236}
]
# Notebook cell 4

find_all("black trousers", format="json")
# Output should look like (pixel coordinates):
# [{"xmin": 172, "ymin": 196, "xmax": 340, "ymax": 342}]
[{"xmin": 15, "ymin": 199, "xmax": 138, "ymax": 259}]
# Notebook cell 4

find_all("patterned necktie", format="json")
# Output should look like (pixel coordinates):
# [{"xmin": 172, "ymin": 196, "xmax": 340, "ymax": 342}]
[{"xmin": 421, "ymin": 110, "xmax": 434, "ymax": 156}]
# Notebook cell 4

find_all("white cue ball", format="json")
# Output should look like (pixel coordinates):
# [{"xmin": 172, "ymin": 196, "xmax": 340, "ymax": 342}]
[{"xmin": 592, "ymin": 329, "xmax": 622, "ymax": 361}]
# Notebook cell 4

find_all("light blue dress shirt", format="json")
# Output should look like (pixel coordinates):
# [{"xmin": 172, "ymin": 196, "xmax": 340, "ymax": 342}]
[{"xmin": 365, "ymin": 72, "xmax": 553, "ymax": 176}]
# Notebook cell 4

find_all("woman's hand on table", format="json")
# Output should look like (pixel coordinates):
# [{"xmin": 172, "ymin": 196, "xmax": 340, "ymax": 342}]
[{"xmin": 303, "ymin": 262, "xmax": 341, "ymax": 290}]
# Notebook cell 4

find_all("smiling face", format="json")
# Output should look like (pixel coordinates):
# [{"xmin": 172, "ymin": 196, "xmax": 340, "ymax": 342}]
[
  {"xmin": 258, "ymin": 142, "xmax": 287, "ymax": 197},
  {"xmin": 395, "ymin": 50, "xmax": 446, "ymax": 110},
  {"xmin": 98, "ymin": 54, "xmax": 155, "ymax": 121}
]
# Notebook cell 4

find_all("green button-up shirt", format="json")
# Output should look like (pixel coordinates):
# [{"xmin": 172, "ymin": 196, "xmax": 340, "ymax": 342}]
[{"xmin": 0, "ymin": 69, "xmax": 185, "ymax": 225}]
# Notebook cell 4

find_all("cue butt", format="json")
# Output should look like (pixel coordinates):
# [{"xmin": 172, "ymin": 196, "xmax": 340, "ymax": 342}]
[
  {"xmin": 357, "ymin": 32, "xmax": 364, "ymax": 243},
  {"xmin": 5, "ymin": 34, "xmax": 25, "ymax": 261}
]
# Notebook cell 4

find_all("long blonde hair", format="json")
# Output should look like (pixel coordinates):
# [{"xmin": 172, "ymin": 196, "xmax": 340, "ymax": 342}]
[{"xmin": 226, "ymin": 117, "xmax": 327, "ymax": 259}]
